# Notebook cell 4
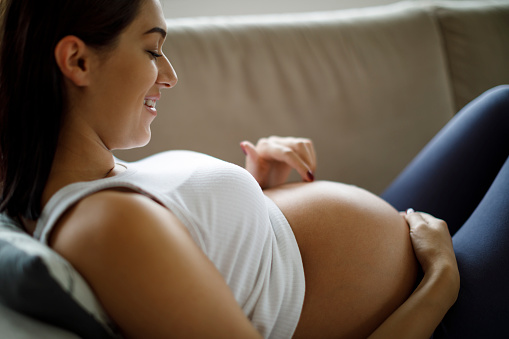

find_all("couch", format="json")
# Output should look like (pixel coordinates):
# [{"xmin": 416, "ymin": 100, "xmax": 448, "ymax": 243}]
[
  {"xmin": 1, "ymin": 1, "xmax": 508, "ymax": 337},
  {"xmin": 117, "ymin": 0, "xmax": 509, "ymax": 195}
]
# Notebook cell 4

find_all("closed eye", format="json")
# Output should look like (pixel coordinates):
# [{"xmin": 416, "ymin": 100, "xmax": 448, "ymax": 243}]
[{"xmin": 147, "ymin": 50, "xmax": 163, "ymax": 60}]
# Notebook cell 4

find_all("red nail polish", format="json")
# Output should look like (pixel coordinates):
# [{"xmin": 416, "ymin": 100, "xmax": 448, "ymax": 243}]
[
  {"xmin": 307, "ymin": 170, "xmax": 314, "ymax": 182},
  {"xmin": 240, "ymin": 143, "xmax": 247, "ymax": 155}
]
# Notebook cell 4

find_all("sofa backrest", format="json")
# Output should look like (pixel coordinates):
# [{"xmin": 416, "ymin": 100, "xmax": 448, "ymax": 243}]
[
  {"xmin": 115, "ymin": 1, "xmax": 508, "ymax": 194},
  {"xmin": 435, "ymin": 1, "xmax": 509, "ymax": 111}
]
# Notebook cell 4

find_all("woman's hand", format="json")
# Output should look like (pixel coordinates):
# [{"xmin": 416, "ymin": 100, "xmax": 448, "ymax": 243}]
[
  {"xmin": 240, "ymin": 136, "xmax": 316, "ymax": 189},
  {"xmin": 369, "ymin": 211, "xmax": 460, "ymax": 339},
  {"xmin": 404, "ymin": 210, "xmax": 460, "ymax": 290},
  {"xmin": 404, "ymin": 210, "xmax": 460, "ymax": 306}
]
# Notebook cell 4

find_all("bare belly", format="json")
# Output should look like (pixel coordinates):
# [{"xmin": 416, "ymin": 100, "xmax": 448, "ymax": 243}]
[{"xmin": 265, "ymin": 181, "xmax": 418, "ymax": 338}]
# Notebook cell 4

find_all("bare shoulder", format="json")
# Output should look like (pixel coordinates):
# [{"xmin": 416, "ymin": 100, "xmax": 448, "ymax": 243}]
[
  {"xmin": 53, "ymin": 188, "xmax": 175, "ymax": 234},
  {"xmin": 49, "ymin": 190, "xmax": 261, "ymax": 338},
  {"xmin": 50, "ymin": 189, "xmax": 185, "ymax": 255}
]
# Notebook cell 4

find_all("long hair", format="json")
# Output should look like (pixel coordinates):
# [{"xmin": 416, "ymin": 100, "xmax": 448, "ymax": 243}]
[{"xmin": 0, "ymin": 0, "xmax": 144, "ymax": 219}]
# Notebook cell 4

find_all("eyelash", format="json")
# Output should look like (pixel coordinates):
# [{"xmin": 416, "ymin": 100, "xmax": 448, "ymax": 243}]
[{"xmin": 147, "ymin": 50, "xmax": 163, "ymax": 60}]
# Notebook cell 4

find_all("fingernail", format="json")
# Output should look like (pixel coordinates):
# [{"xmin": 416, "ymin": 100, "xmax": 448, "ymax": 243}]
[
  {"xmin": 406, "ymin": 208, "xmax": 414, "ymax": 214},
  {"xmin": 307, "ymin": 170, "xmax": 315, "ymax": 182},
  {"xmin": 240, "ymin": 143, "xmax": 247, "ymax": 155}
]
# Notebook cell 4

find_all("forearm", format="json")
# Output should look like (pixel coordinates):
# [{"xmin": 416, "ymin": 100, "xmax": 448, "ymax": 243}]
[{"xmin": 368, "ymin": 265, "xmax": 459, "ymax": 339}]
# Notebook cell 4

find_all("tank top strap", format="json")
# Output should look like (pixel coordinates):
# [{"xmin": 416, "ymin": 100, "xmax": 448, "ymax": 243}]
[{"xmin": 34, "ymin": 169, "xmax": 149, "ymax": 245}]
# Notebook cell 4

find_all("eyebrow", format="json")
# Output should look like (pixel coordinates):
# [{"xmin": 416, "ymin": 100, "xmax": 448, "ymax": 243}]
[{"xmin": 144, "ymin": 27, "xmax": 167, "ymax": 39}]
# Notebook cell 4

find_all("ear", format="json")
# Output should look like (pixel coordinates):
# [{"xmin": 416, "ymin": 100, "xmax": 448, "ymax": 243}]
[{"xmin": 54, "ymin": 36, "xmax": 92, "ymax": 87}]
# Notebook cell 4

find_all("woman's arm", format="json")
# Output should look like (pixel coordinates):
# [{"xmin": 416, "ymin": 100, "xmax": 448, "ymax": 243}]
[
  {"xmin": 50, "ymin": 190, "xmax": 262, "ymax": 339},
  {"xmin": 369, "ymin": 211, "xmax": 460, "ymax": 338}
]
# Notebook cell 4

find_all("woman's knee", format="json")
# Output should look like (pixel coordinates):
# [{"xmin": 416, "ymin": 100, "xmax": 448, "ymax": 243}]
[
  {"xmin": 487, "ymin": 84, "xmax": 509, "ymax": 94},
  {"xmin": 461, "ymin": 84, "xmax": 509, "ymax": 128},
  {"xmin": 480, "ymin": 84, "xmax": 509, "ymax": 108}
]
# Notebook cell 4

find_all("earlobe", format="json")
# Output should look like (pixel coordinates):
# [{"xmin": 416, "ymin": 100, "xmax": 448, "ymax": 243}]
[{"xmin": 54, "ymin": 36, "xmax": 91, "ymax": 87}]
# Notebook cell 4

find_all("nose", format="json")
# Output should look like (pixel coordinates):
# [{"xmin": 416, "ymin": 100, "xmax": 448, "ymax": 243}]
[{"xmin": 157, "ymin": 54, "xmax": 178, "ymax": 89}]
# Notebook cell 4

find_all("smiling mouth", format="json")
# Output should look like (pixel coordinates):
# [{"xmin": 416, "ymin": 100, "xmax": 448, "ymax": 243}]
[{"xmin": 144, "ymin": 99, "xmax": 157, "ymax": 109}]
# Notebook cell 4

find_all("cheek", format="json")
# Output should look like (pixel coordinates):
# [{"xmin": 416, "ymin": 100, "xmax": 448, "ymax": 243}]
[
  {"xmin": 123, "ymin": 72, "xmax": 155, "ymax": 96},
  {"xmin": 115, "ymin": 60, "xmax": 158, "ymax": 97},
  {"xmin": 133, "ymin": 60, "xmax": 159, "ymax": 89}
]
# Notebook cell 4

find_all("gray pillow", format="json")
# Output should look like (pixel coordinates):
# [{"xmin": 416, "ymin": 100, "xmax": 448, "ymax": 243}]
[
  {"xmin": 0, "ymin": 302, "xmax": 80, "ymax": 339},
  {"xmin": 0, "ymin": 213, "xmax": 121, "ymax": 338}
]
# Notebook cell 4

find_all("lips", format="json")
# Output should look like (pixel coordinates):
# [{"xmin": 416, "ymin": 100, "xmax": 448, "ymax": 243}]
[
  {"xmin": 144, "ymin": 99, "xmax": 156, "ymax": 109},
  {"xmin": 144, "ymin": 93, "xmax": 160, "ymax": 116}
]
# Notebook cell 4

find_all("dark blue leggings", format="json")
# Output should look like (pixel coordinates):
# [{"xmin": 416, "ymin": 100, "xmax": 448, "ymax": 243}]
[{"xmin": 381, "ymin": 85, "xmax": 509, "ymax": 338}]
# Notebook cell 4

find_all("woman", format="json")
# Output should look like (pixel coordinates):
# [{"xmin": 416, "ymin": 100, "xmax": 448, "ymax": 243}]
[{"xmin": 0, "ymin": 0, "xmax": 505, "ymax": 338}]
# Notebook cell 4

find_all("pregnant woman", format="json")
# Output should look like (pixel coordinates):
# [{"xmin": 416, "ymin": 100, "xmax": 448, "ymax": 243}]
[{"xmin": 1, "ymin": 0, "xmax": 507, "ymax": 338}]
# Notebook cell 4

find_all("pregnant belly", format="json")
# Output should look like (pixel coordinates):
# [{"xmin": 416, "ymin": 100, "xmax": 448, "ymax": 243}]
[{"xmin": 265, "ymin": 181, "xmax": 418, "ymax": 338}]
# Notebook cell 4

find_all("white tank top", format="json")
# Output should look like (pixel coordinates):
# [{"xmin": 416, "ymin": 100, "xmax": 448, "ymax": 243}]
[{"xmin": 34, "ymin": 151, "xmax": 305, "ymax": 339}]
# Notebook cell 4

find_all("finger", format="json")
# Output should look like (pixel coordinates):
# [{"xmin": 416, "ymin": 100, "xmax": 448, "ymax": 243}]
[
  {"xmin": 260, "ymin": 141, "xmax": 313, "ymax": 182},
  {"xmin": 240, "ymin": 141, "xmax": 264, "ymax": 177},
  {"xmin": 288, "ymin": 138, "xmax": 316, "ymax": 170},
  {"xmin": 240, "ymin": 141, "xmax": 259, "ymax": 161},
  {"xmin": 406, "ymin": 212, "xmax": 452, "ymax": 243},
  {"xmin": 240, "ymin": 141, "xmax": 248, "ymax": 156},
  {"xmin": 298, "ymin": 139, "xmax": 317, "ymax": 174},
  {"xmin": 408, "ymin": 212, "xmax": 447, "ymax": 230},
  {"xmin": 404, "ymin": 211, "xmax": 428, "ymax": 229},
  {"xmin": 419, "ymin": 214, "xmax": 452, "ymax": 241},
  {"xmin": 419, "ymin": 212, "xmax": 445, "ymax": 226},
  {"xmin": 404, "ymin": 209, "xmax": 420, "ymax": 221},
  {"xmin": 303, "ymin": 139, "xmax": 317, "ymax": 173},
  {"xmin": 282, "ymin": 147, "xmax": 315, "ymax": 182},
  {"xmin": 275, "ymin": 137, "xmax": 316, "ymax": 180},
  {"xmin": 310, "ymin": 147, "xmax": 317, "ymax": 173}
]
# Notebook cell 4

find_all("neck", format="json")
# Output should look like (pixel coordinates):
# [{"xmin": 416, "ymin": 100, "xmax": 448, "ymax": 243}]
[{"xmin": 41, "ymin": 124, "xmax": 120, "ymax": 208}]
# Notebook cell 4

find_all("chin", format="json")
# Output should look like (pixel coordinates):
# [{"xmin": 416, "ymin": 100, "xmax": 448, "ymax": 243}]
[
  {"xmin": 108, "ymin": 131, "xmax": 152, "ymax": 151},
  {"xmin": 128, "ymin": 137, "xmax": 151, "ymax": 150}
]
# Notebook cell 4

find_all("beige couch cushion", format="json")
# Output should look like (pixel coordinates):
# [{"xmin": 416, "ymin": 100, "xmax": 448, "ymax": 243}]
[
  {"xmin": 436, "ymin": 1, "xmax": 509, "ymax": 111},
  {"xmin": 116, "ymin": 2, "xmax": 455, "ymax": 194}
]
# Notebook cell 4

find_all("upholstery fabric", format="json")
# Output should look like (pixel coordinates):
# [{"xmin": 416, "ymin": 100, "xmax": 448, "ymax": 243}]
[
  {"xmin": 435, "ymin": 1, "xmax": 509, "ymax": 111},
  {"xmin": 116, "ymin": 2, "xmax": 455, "ymax": 194}
]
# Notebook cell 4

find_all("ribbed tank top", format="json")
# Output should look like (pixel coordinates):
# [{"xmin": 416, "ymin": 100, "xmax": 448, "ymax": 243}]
[{"xmin": 34, "ymin": 150, "xmax": 305, "ymax": 338}]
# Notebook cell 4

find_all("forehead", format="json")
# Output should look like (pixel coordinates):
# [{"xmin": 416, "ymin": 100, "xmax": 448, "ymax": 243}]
[{"xmin": 129, "ymin": 0, "xmax": 167, "ymax": 36}]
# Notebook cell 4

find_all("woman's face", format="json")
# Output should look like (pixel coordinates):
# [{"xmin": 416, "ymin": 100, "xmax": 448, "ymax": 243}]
[{"xmin": 84, "ymin": 0, "xmax": 177, "ymax": 150}]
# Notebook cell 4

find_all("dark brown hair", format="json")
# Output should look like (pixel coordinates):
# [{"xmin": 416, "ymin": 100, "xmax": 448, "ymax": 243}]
[{"xmin": 0, "ymin": 0, "xmax": 144, "ymax": 219}]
